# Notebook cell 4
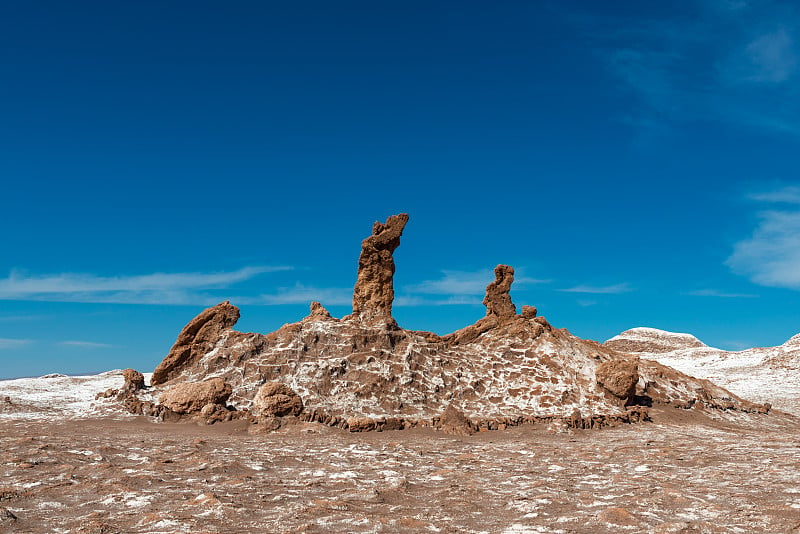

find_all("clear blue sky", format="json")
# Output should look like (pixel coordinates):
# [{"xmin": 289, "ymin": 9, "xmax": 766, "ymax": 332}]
[{"xmin": 2, "ymin": 1, "xmax": 800, "ymax": 378}]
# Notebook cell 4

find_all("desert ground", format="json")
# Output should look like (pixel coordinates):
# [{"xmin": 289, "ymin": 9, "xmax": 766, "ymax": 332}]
[{"xmin": 2, "ymin": 406, "xmax": 800, "ymax": 534}]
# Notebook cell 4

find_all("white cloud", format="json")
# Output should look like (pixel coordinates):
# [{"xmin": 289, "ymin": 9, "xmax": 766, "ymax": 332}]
[
  {"xmin": 750, "ymin": 186, "xmax": 800, "ymax": 204},
  {"xmin": 686, "ymin": 289, "xmax": 758, "ymax": 298},
  {"xmin": 743, "ymin": 28, "xmax": 797, "ymax": 83},
  {"xmin": 727, "ymin": 210, "xmax": 800, "ymax": 289},
  {"xmin": 0, "ymin": 338, "xmax": 32, "ymax": 349},
  {"xmin": 403, "ymin": 269, "xmax": 548, "ymax": 296},
  {"xmin": 0, "ymin": 266, "xmax": 291, "ymax": 305},
  {"xmin": 58, "ymin": 341, "xmax": 114, "ymax": 348},
  {"xmin": 240, "ymin": 284, "xmax": 352, "ymax": 306},
  {"xmin": 558, "ymin": 283, "xmax": 632, "ymax": 294}
]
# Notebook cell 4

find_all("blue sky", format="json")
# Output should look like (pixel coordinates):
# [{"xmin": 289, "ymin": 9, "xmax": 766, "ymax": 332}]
[{"xmin": 2, "ymin": 1, "xmax": 800, "ymax": 378}]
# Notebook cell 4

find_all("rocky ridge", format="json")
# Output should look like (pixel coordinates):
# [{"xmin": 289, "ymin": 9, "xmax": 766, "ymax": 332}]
[
  {"xmin": 606, "ymin": 327, "xmax": 800, "ymax": 415},
  {"xmin": 114, "ymin": 215, "xmax": 766, "ymax": 432}
]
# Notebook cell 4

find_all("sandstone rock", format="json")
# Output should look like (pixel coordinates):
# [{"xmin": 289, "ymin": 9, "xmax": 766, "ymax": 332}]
[
  {"xmin": 121, "ymin": 369, "xmax": 145, "ymax": 394},
  {"xmin": 347, "ymin": 416, "xmax": 376, "ymax": 432},
  {"xmin": 152, "ymin": 301, "xmax": 240, "ymax": 385},
  {"xmin": 483, "ymin": 265, "xmax": 516, "ymax": 318},
  {"xmin": 350, "ymin": 213, "xmax": 409, "ymax": 323},
  {"xmin": 438, "ymin": 404, "xmax": 475, "ymax": 436},
  {"xmin": 596, "ymin": 358, "xmax": 639, "ymax": 400},
  {"xmin": 199, "ymin": 403, "xmax": 233, "ymax": 424},
  {"xmin": 305, "ymin": 301, "xmax": 332, "ymax": 320},
  {"xmin": 521, "ymin": 305, "xmax": 537, "ymax": 318},
  {"xmin": 159, "ymin": 378, "xmax": 232, "ymax": 414},
  {"xmin": 252, "ymin": 383, "xmax": 303, "ymax": 417}
]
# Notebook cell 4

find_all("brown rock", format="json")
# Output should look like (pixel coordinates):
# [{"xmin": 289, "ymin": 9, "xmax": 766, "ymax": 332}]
[
  {"xmin": 596, "ymin": 358, "xmax": 639, "ymax": 400},
  {"xmin": 120, "ymin": 368, "xmax": 145, "ymax": 393},
  {"xmin": 152, "ymin": 301, "xmax": 240, "ymax": 385},
  {"xmin": 347, "ymin": 416, "xmax": 376, "ymax": 432},
  {"xmin": 306, "ymin": 301, "xmax": 332, "ymax": 320},
  {"xmin": 199, "ymin": 403, "xmax": 233, "ymax": 424},
  {"xmin": 438, "ymin": 404, "xmax": 475, "ymax": 436},
  {"xmin": 483, "ymin": 265, "xmax": 516, "ymax": 318},
  {"xmin": 159, "ymin": 377, "xmax": 232, "ymax": 414},
  {"xmin": 350, "ymin": 213, "xmax": 409, "ymax": 323},
  {"xmin": 252, "ymin": 383, "xmax": 303, "ymax": 417},
  {"xmin": 521, "ymin": 305, "xmax": 537, "ymax": 318}
]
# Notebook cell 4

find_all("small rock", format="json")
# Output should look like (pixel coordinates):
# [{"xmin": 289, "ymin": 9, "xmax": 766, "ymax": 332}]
[
  {"xmin": 596, "ymin": 358, "xmax": 639, "ymax": 400},
  {"xmin": 251, "ymin": 383, "xmax": 303, "ymax": 417},
  {"xmin": 159, "ymin": 377, "xmax": 232, "ymax": 414},
  {"xmin": 438, "ymin": 404, "xmax": 475, "ymax": 436},
  {"xmin": 597, "ymin": 507, "xmax": 638, "ymax": 526}
]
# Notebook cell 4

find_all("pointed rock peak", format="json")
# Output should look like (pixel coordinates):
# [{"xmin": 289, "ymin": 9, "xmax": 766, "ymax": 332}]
[
  {"xmin": 351, "ymin": 213, "xmax": 409, "ymax": 323},
  {"xmin": 151, "ymin": 301, "xmax": 240, "ymax": 385},
  {"xmin": 305, "ymin": 301, "xmax": 333, "ymax": 321},
  {"xmin": 483, "ymin": 264, "xmax": 517, "ymax": 318}
]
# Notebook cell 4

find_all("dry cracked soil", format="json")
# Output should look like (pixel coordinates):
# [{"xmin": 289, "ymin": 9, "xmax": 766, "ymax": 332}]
[{"xmin": 2, "ymin": 407, "xmax": 800, "ymax": 534}]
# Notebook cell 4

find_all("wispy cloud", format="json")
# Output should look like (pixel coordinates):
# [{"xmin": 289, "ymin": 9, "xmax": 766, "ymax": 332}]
[
  {"xmin": 0, "ymin": 338, "xmax": 32, "ymax": 349},
  {"xmin": 686, "ymin": 289, "xmax": 758, "ymax": 298},
  {"xmin": 238, "ymin": 284, "xmax": 352, "ymax": 306},
  {"xmin": 58, "ymin": 341, "xmax": 114, "ymax": 349},
  {"xmin": 558, "ymin": 283, "xmax": 632, "ymax": 294},
  {"xmin": 742, "ymin": 27, "xmax": 797, "ymax": 83},
  {"xmin": 403, "ymin": 269, "xmax": 549, "ymax": 296},
  {"xmin": 727, "ymin": 210, "xmax": 800, "ymax": 289},
  {"xmin": 750, "ymin": 186, "xmax": 800, "ymax": 204},
  {"xmin": 576, "ymin": 1, "xmax": 800, "ymax": 137},
  {"xmin": 0, "ymin": 266, "xmax": 291, "ymax": 305}
]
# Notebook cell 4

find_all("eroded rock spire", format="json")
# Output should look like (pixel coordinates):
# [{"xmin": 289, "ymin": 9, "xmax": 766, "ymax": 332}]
[
  {"xmin": 351, "ymin": 213, "xmax": 409, "ymax": 323},
  {"xmin": 483, "ymin": 265, "xmax": 516, "ymax": 318}
]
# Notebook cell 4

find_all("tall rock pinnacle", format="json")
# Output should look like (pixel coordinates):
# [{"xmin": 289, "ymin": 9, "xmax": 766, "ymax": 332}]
[
  {"xmin": 351, "ymin": 213, "xmax": 409, "ymax": 323},
  {"xmin": 483, "ymin": 265, "xmax": 516, "ymax": 318}
]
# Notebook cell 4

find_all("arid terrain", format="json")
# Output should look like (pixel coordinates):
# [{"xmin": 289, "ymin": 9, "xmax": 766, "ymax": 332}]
[
  {"xmin": 3, "ymin": 214, "xmax": 800, "ymax": 533},
  {"xmin": 1, "ymin": 406, "xmax": 799, "ymax": 534}
]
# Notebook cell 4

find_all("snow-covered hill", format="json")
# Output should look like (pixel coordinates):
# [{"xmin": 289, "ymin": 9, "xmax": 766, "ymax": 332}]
[
  {"xmin": 0, "ymin": 370, "xmax": 154, "ymax": 420},
  {"xmin": 606, "ymin": 328, "xmax": 800, "ymax": 415}
]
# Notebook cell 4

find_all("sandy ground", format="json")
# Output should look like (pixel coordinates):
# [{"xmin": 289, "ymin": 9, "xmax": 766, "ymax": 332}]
[{"xmin": 2, "ymin": 408, "xmax": 800, "ymax": 533}]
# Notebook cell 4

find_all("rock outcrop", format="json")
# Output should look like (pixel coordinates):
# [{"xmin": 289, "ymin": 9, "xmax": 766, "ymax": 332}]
[
  {"xmin": 120, "ymin": 369, "xmax": 145, "ymax": 394},
  {"xmin": 483, "ymin": 264, "xmax": 516, "ymax": 318},
  {"xmin": 251, "ymin": 383, "xmax": 303, "ymax": 417},
  {"xmin": 159, "ymin": 377, "xmax": 232, "ymax": 414},
  {"xmin": 152, "ymin": 301, "xmax": 240, "ymax": 385},
  {"xmin": 136, "ymin": 213, "xmax": 766, "ymax": 432},
  {"xmin": 350, "ymin": 213, "xmax": 409, "ymax": 324},
  {"xmin": 595, "ymin": 358, "xmax": 639, "ymax": 401}
]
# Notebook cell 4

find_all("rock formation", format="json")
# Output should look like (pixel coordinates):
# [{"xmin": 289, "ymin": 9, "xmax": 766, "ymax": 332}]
[
  {"xmin": 120, "ymin": 369, "xmax": 145, "ymax": 394},
  {"xmin": 128, "ymin": 213, "xmax": 768, "ymax": 433},
  {"xmin": 159, "ymin": 377, "xmax": 232, "ymax": 414},
  {"xmin": 251, "ymin": 383, "xmax": 303, "ymax": 417},
  {"xmin": 152, "ymin": 301, "xmax": 240, "ymax": 385},
  {"xmin": 483, "ymin": 265, "xmax": 516, "ymax": 318},
  {"xmin": 595, "ymin": 358, "xmax": 639, "ymax": 401},
  {"xmin": 350, "ymin": 213, "xmax": 409, "ymax": 324}
]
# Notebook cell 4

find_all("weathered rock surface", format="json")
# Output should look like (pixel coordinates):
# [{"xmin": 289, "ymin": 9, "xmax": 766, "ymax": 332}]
[
  {"xmin": 120, "ymin": 368, "xmax": 145, "ymax": 394},
  {"xmin": 251, "ymin": 383, "xmax": 303, "ymax": 417},
  {"xmin": 606, "ymin": 327, "xmax": 791, "ymax": 414},
  {"xmin": 159, "ymin": 378, "xmax": 232, "ymax": 415},
  {"xmin": 140, "ymin": 214, "xmax": 764, "ymax": 430},
  {"xmin": 483, "ymin": 264, "xmax": 517, "ymax": 318},
  {"xmin": 437, "ymin": 404, "xmax": 476, "ymax": 436},
  {"xmin": 350, "ymin": 213, "xmax": 409, "ymax": 324},
  {"xmin": 595, "ymin": 358, "xmax": 639, "ymax": 400},
  {"xmin": 152, "ymin": 301, "xmax": 240, "ymax": 385}
]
